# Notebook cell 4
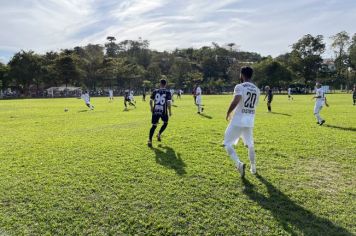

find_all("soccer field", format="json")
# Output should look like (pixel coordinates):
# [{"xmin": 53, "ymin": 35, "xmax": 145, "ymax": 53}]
[{"xmin": 0, "ymin": 94, "xmax": 355, "ymax": 235}]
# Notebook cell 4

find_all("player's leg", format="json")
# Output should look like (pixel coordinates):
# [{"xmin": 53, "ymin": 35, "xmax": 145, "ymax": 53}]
[
  {"xmin": 157, "ymin": 115, "xmax": 169, "ymax": 141},
  {"xmin": 242, "ymin": 127, "xmax": 256, "ymax": 174},
  {"xmin": 223, "ymin": 124, "xmax": 245, "ymax": 177},
  {"xmin": 148, "ymin": 115, "xmax": 159, "ymax": 147},
  {"xmin": 267, "ymin": 102, "xmax": 271, "ymax": 112},
  {"xmin": 124, "ymin": 99, "xmax": 128, "ymax": 109},
  {"xmin": 314, "ymin": 104, "xmax": 324, "ymax": 124}
]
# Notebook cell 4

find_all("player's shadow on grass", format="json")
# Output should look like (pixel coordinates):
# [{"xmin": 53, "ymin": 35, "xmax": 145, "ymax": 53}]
[
  {"xmin": 242, "ymin": 174, "xmax": 352, "ymax": 235},
  {"xmin": 324, "ymin": 124, "xmax": 356, "ymax": 132},
  {"xmin": 198, "ymin": 113, "xmax": 213, "ymax": 119},
  {"xmin": 78, "ymin": 110, "xmax": 88, "ymax": 113},
  {"xmin": 151, "ymin": 145, "xmax": 186, "ymax": 176},
  {"xmin": 270, "ymin": 112, "xmax": 291, "ymax": 117}
]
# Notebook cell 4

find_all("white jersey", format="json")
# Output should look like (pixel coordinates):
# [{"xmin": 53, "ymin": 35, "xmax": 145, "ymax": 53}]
[
  {"xmin": 230, "ymin": 82, "xmax": 260, "ymax": 127},
  {"xmin": 81, "ymin": 93, "xmax": 90, "ymax": 103},
  {"xmin": 196, "ymin": 87, "xmax": 202, "ymax": 97},
  {"xmin": 315, "ymin": 88, "xmax": 325, "ymax": 105},
  {"xmin": 109, "ymin": 90, "xmax": 113, "ymax": 97},
  {"xmin": 288, "ymin": 88, "xmax": 291, "ymax": 95}
]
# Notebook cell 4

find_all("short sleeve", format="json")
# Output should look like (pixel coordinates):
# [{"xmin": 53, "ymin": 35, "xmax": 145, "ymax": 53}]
[
  {"xmin": 234, "ymin": 85, "xmax": 243, "ymax": 96},
  {"xmin": 166, "ymin": 91, "xmax": 172, "ymax": 101}
]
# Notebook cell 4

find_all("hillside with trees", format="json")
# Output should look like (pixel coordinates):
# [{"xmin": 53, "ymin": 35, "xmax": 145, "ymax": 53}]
[{"xmin": 0, "ymin": 32, "xmax": 355, "ymax": 97}]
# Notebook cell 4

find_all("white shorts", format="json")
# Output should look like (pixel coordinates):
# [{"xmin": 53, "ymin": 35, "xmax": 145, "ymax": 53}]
[
  {"xmin": 224, "ymin": 124, "xmax": 254, "ymax": 148},
  {"xmin": 314, "ymin": 103, "xmax": 323, "ymax": 114},
  {"xmin": 196, "ymin": 96, "xmax": 202, "ymax": 105}
]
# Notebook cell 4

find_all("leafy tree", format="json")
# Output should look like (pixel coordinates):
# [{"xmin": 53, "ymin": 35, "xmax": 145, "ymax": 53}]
[
  {"xmin": 8, "ymin": 50, "xmax": 42, "ymax": 95},
  {"xmin": 290, "ymin": 34, "xmax": 325, "ymax": 85},
  {"xmin": 330, "ymin": 31, "xmax": 351, "ymax": 78},
  {"xmin": 254, "ymin": 58, "xmax": 294, "ymax": 88},
  {"xmin": 55, "ymin": 50, "xmax": 83, "ymax": 89}
]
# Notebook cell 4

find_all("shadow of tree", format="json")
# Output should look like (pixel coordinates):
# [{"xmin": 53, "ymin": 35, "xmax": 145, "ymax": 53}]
[
  {"xmin": 151, "ymin": 145, "xmax": 186, "ymax": 176},
  {"xmin": 324, "ymin": 124, "xmax": 356, "ymax": 132},
  {"xmin": 242, "ymin": 174, "xmax": 352, "ymax": 235}
]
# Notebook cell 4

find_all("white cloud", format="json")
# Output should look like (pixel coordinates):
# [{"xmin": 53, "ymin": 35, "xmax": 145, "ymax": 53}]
[{"xmin": 0, "ymin": 0, "xmax": 355, "ymax": 62}]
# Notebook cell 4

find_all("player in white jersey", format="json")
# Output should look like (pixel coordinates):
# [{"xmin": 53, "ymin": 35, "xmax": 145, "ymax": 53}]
[
  {"xmin": 81, "ymin": 91, "xmax": 94, "ymax": 110},
  {"xmin": 170, "ymin": 89, "xmax": 175, "ymax": 103},
  {"xmin": 312, "ymin": 83, "xmax": 329, "ymax": 125},
  {"xmin": 224, "ymin": 67, "xmax": 260, "ymax": 177},
  {"xmin": 108, "ymin": 89, "xmax": 114, "ymax": 102},
  {"xmin": 288, "ymin": 87, "xmax": 293, "ymax": 100},
  {"xmin": 195, "ymin": 85, "xmax": 204, "ymax": 114}
]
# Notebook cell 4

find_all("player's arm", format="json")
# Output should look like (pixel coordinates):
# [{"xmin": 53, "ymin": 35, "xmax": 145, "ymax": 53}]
[
  {"xmin": 149, "ymin": 99, "xmax": 154, "ymax": 113},
  {"xmin": 325, "ymin": 97, "xmax": 329, "ymax": 107},
  {"xmin": 226, "ymin": 95, "xmax": 241, "ymax": 121}
]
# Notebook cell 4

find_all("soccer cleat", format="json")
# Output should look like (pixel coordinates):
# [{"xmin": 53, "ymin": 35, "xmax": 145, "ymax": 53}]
[
  {"xmin": 319, "ymin": 120, "xmax": 325, "ymax": 126},
  {"xmin": 157, "ymin": 134, "xmax": 161, "ymax": 142},
  {"xmin": 250, "ymin": 164, "xmax": 257, "ymax": 175},
  {"xmin": 147, "ymin": 140, "xmax": 153, "ymax": 148},
  {"xmin": 236, "ymin": 162, "xmax": 246, "ymax": 178},
  {"xmin": 202, "ymin": 107, "xmax": 204, "ymax": 112}
]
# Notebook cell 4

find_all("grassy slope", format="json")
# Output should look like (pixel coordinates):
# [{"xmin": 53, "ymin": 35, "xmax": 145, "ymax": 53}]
[{"xmin": 0, "ymin": 94, "xmax": 355, "ymax": 235}]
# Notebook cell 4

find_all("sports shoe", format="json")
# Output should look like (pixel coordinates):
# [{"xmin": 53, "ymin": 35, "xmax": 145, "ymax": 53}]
[
  {"xmin": 319, "ymin": 120, "xmax": 325, "ymax": 126},
  {"xmin": 236, "ymin": 162, "xmax": 246, "ymax": 178},
  {"xmin": 157, "ymin": 134, "xmax": 162, "ymax": 142},
  {"xmin": 147, "ymin": 140, "xmax": 153, "ymax": 148},
  {"xmin": 250, "ymin": 164, "xmax": 256, "ymax": 175},
  {"xmin": 202, "ymin": 107, "xmax": 204, "ymax": 112}
]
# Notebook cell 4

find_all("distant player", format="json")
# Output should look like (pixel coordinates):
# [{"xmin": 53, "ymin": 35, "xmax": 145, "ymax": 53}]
[
  {"xmin": 224, "ymin": 67, "xmax": 260, "ymax": 177},
  {"xmin": 124, "ymin": 90, "xmax": 136, "ymax": 110},
  {"xmin": 312, "ymin": 83, "xmax": 329, "ymax": 125},
  {"xmin": 264, "ymin": 86, "xmax": 273, "ymax": 112},
  {"xmin": 81, "ymin": 91, "xmax": 94, "ymax": 110},
  {"xmin": 352, "ymin": 84, "xmax": 356, "ymax": 105},
  {"xmin": 192, "ymin": 86, "xmax": 197, "ymax": 105},
  {"xmin": 288, "ymin": 87, "xmax": 293, "ymax": 100},
  {"xmin": 195, "ymin": 84, "xmax": 204, "ymax": 114},
  {"xmin": 177, "ymin": 89, "xmax": 183, "ymax": 99},
  {"xmin": 148, "ymin": 79, "xmax": 172, "ymax": 147},
  {"xmin": 142, "ymin": 90, "xmax": 146, "ymax": 101},
  {"xmin": 170, "ymin": 89, "xmax": 175, "ymax": 103},
  {"xmin": 108, "ymin": 89, "xmax": 114, "ymax": 102}
]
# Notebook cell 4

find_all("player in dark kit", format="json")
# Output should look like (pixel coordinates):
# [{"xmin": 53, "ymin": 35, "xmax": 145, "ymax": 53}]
[
  {"xmin": 352, "ymin": 84, "xmax": 356, "ymax": 105},
  {"xmin": 264, "ymin": 86, "xmax": 273, "ymax": 112},
  {"xmin": 124, "ymin": 90, "xmax": 136, "ymax": 110},
  {"xmin": 148, "ymin": 79, "xmax": 172, "ymax": 147}
]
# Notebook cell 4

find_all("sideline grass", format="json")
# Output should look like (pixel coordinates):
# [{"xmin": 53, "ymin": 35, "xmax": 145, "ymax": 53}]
[{"xmin": 0, "ymin": 94, "xmax": 355, "ymax": 235}]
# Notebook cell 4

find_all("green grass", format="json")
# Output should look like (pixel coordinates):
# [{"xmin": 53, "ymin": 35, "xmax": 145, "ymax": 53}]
[{"xmin": 0, "ymin": 94, "xmax": 355, "ymax": 235}]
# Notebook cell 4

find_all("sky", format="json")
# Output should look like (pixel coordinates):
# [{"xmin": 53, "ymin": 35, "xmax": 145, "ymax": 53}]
[{"xmin": 0, "ymin": 0, "xmax": 355, "ymax": 63}]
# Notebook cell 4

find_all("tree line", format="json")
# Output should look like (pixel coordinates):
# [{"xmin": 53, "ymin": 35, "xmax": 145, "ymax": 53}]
[{"xmin": 0, "ymin": 31, "xmax": 355, "ymax": 97}]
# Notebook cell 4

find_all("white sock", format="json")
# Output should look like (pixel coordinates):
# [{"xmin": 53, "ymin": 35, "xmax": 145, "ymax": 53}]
[
  {"xmin": 248, "ymin": 146, "xmax": 256, "ymax": 166},
  {"xmin": 225, "ymin": 145, "xmax": 241, "ymax": 167}
]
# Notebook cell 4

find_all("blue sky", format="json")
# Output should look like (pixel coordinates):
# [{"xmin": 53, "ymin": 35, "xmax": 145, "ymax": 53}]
[{"xmin": 0, "ymin": 0, "xmax": 355, "ymax": 63}]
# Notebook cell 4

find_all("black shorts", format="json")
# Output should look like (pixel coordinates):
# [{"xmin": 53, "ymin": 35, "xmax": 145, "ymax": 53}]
[
  {"xmin": 152, "ymin": 113, "xmax": 169, "ymax": 124},
  {"xmin": 267, "ymin": 96, "xmax": 273, "ymax": 103}
]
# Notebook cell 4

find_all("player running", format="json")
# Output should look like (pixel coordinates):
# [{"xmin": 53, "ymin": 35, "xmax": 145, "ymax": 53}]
[
  {"xmin": 352, "ymin": 84, "xmax": 356, "ymax": 105},
  {"xmin": 224, "ymin": 67, "xmax": 260, "ymax": 177},
  {"xmin": 170, "ymin": 89, "xmax": 175, "ymax": 103},
  {"xmin": 108, "ymin": 89, "xmax": 114, "ymax": 102},
  {"xmin": 195, "ymin": 84, "xmax": 204, "ymax": 114},
  {"xmin": 148, "ymin": 79, "xmax": 172, "ymax": 147},
  {"xmin": 264, "ymin": 86, "xmax": 273, "ymax": 112},
  {"xmin": 312, "ymin": 83, "xmax": 329, "ymax": 125},
  {"xmin": 124, "ymin": 90, "xmax": 136, "ymax": 110},
  {"xmin": 177, "ymin": 89, "xmax": 183, "ymax": 99},
  {"xmin": 81, "ymin": 90, "xmax": 94, "ymax": 110},
  {"xmin": 288, "ymin": 87, "xmax": 293, "ymax": 100}
]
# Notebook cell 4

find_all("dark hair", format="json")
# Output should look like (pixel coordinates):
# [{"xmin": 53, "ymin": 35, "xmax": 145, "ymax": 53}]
[
  {"xmin": 241, "ymin": 66, "xmax": 253, "ymax": 79},
  {"xmin": 160, "ymin": 79, "xmax": 167, "ymax": 86}
]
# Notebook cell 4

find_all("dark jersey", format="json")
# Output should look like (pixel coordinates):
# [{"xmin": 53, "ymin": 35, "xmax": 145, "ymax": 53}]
[
  {"xmin": 151, "ymin": 89, "xmax": 172, "ymax": 115},
  {"xmin": 124, "ymin": 92, "xmax": 130, "ymax": 100},
  {"xmin": 267, "ymin": 89, "xmax": 273, "ymax": 100}
]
